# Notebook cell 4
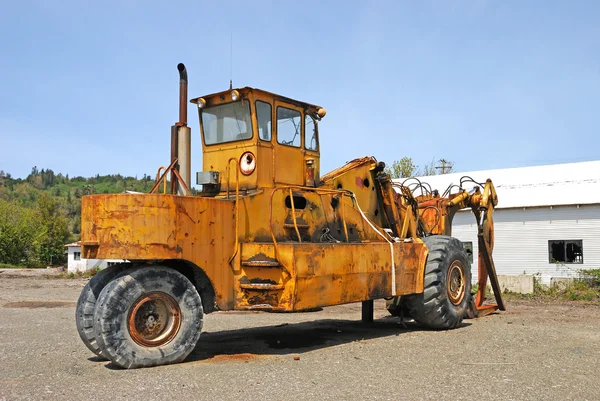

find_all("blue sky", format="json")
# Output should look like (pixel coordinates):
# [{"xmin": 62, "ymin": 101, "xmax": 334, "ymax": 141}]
[{"xmin": 1, "ymin": 0, "xmax": 599, "ymax": 179}]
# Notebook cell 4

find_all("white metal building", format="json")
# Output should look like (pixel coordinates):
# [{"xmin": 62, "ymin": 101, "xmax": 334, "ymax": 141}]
[
  {"xmin": 394, "ymin": 161, "xmax": 600, "ymax": 285},
  {"xmin": 65, "ymin": 242, "xmax": 123, "ymax": 273}
]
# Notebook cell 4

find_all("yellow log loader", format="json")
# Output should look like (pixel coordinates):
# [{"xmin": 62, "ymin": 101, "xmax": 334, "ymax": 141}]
[{"xmin": 76, "ymin": 64, "xmax": 504, "ymax": 369}]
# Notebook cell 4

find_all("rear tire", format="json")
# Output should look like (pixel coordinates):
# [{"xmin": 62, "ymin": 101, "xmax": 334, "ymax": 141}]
[
  {"xmin": 75, "ymin": 264, "xmax": 130, "ymax": 358},
  {"xmin": 94, "ymin": 266, "xmax": 203, "ymax": 369},
  {"xmin": 405, "ymin": 236, "xmax": 471, "ymax": 329}
]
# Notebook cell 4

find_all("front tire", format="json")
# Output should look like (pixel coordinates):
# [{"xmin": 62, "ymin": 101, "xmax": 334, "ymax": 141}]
[
  {"xmin": 93, "ymin": 266, "xmax": 203, "ymax": 369},
  {"xmin": 75, "ymin": 264, "xmax": 130, "ymax": 359},
  {"xmin": 405, "ymin": 236, "xmax": 471, "ymax": 329}
]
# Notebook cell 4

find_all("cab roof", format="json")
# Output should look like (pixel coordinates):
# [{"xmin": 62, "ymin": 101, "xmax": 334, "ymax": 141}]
[{"xmin": 190, "ymin": 87, "xmax": 323, "ymax": 115}]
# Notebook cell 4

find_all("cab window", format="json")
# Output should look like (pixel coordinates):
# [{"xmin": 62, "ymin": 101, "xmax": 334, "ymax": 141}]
[
  {"xmin": 256, "ymin": 101, "xmax": 272, "ymax": 141},
  {"xmin": 304, "ymin": 114, "xmax": 318, "ymax": 151},
  {"xmin": 276, "ymin": 107, "xmax": 301, "ymax": 147},
  {"xmin": 201, "ymin": 102, "xmax": 252, "ymax": 145}
]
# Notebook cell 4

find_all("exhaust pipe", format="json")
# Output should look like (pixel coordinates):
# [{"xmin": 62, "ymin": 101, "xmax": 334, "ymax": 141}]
[
  {"xmin": 177, "ymin": 63, "xmax": 188, "ymax": 126},
  {"xmin": 172, "ymin": 63, "xmax": 191, "ymax": 195}
]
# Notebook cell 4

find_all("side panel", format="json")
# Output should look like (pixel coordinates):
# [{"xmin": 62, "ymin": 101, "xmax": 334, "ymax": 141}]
[
  {"xmin": 202, "ymin": 143, "xmax": 260, "ymax": 191},
  {"xmin": 291, "ymin": 242, "xmax": 427, "ymax": 310},
  {"xmin": 233, "ymin": 241, "xmax": 427, "ymax": 311},
  {"xmin": 81, "ymin": 194, "xmax": 236, "ymax": 309}
]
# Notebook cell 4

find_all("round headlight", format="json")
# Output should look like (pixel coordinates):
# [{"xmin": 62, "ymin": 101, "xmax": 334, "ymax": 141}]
[
  {"xmin": 240, "ymin": 152, "xmax": 256, "ymax": 176},
  {"xmin": 231, "ymin": 90, "xmax": 240, "ymax": 101}
]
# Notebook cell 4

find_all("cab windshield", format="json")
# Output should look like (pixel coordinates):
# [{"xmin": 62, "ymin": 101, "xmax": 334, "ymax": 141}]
[{"xmin": 201, "ymin": 102, "xmax": 253, "ymax": 145}]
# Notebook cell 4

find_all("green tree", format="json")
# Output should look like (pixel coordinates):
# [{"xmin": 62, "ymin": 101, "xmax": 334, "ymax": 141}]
[
  {"xmin": 37, "ymin": 194, "xmax": 70, "ymax": 265},
  {"xmin": 0, "ymin": 199, "xmax": 46, "ymax": 266},
  {"xmin": 385, "ymin": 157, "xmax": 418, "ymax": 178},
  {"xmin": 387, "ymin": 157, "xmax": 456, "ymax": 178}
]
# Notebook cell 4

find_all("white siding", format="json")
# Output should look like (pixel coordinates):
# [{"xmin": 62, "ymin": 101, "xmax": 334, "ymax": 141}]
[
  {"xmin": 395, "ymin": 160, "xmax": 600, "ymax": 209},
  {"xmin": 450, "ymin": 204, "xmax": 600, "ymax": 285},
  {"xmin": 67, "ymin": 246, "xmax": 124, "ymax": 273},
  {"xmin": 67, "ymin": 246, "xmax": 87, "ymax": 273}
]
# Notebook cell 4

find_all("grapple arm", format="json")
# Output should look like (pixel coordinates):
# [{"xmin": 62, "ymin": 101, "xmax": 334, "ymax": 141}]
[
  {"xmin": 404, "ymin": 177, "xmax": 505, "ymax": 317},
  {"xmin": 467, "ymin": 180, "xmax": 505, "ymax": 317}
]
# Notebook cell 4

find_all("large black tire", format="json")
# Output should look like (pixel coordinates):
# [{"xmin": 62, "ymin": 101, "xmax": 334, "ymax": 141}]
[
  {"xmin": 93, "ymin": 266, "xmax": 203, "ymax": 369},
  {"xmin": 405, "ymin": 235, "xmax": 472, "ymax": 329},
  {"xmin": 75, "ymin": 264, "xmax": 130, "ymax": 359}
]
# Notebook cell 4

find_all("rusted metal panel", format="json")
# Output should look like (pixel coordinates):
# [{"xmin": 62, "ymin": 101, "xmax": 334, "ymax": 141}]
[
  {"xmin": 320, "ymin": 157, "xmax": 384, "ymax": 226},
  {"xmin": 320, "ymin": 156, "xmax": 375, "ymax": 183},
  {"xmin": 233, "ymin": 242, "xmax": 293, "ymax": 311},
  {"xmin": 81, "ymin": 194, "xmax": 236, "ymax": 309},
  {"xmin": 232, "ymin": 241, "xmax": 426, "ymax": 312}
]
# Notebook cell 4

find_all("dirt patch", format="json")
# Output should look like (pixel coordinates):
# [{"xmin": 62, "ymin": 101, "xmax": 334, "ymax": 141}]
[
  {"xmin": 206, "ymin": 353, "xmax": 263, "ymax": 363},
  {"xmin": 3, "ymin": 301, "xmax": 77, "ymax": 309},
  {"xmin": 0, "ymin": 268, "xmax": 65, "ymax": 279}
]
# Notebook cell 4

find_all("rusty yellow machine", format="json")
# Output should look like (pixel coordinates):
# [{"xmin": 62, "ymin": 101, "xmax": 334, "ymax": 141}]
[{"xmin": 76, "ymin": 64, "xmax": 504, "ymax": 369}]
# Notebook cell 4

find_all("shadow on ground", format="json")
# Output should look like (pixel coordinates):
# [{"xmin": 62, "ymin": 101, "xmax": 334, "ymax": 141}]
[
  {"xmin": 185, "ymin": 317, "xmax": 470, "ymax": 363},
  {"xmin": 100, "ymin": 315, "xmax": 470, "ymax": 368}
]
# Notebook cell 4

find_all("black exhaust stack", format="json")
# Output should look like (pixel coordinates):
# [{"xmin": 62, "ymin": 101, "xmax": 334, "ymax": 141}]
[{"xmin": 171, "ymin": 63, "xmax": 191, "ymax": 194}]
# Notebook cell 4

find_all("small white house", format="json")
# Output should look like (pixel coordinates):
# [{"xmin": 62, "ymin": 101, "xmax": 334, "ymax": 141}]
[
  {"xmin": 394, "ymin": 160, "xmax": 600, "ymax": 285},
  {"xmin": 65, "ymin": 242, "xmax": 124, "ymax": 273}
]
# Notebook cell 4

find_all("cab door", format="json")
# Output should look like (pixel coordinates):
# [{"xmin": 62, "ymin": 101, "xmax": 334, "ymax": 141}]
[{"xmin": 273, "ymin": 102, "xmax": 305, "ymax": 185}]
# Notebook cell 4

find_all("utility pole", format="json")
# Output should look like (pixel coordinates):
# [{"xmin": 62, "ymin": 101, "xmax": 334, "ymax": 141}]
[{"xmin": 435, "ymin": 159, "xmax": 453, "ymax": 174}]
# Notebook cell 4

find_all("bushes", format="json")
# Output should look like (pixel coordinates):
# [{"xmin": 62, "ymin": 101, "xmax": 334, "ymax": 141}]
[{"xmin": 0, "ymin": 195, "xmax": 69, "ymax": 267}]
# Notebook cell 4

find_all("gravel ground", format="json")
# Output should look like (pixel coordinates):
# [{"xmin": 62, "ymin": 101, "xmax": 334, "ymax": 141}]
[{"xmin": 0, "ymin": 270, "xmax": 599, "ymax": 401}]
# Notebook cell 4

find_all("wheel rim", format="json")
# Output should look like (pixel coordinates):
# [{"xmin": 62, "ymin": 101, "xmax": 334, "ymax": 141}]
[
  {"xmin": 447, "ymin": 261, "xmax": 466, "ymax": 305},
  {"xmin": 128, "ymin": 292, "xmax": 181, "ymax": 347}
]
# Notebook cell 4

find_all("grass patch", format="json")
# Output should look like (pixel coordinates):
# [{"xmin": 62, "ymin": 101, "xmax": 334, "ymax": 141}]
[
  {"xmin": 0, "ymin": 263, "xmax": 48, "ymax": 269},
  {"xmin": 56, "ymin": 268, "xmax": 101, "ymax": 280},
  {"xmin": 501, "ymin": 277, "xmax": 600, "ymax": 304},
  {"xmin": 0, "ymin": 263, "xmax": 23, "ymax": 269}
]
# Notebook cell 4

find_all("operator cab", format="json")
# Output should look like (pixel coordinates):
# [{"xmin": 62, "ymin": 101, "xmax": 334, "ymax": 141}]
[{"xmin": 191, "ymin": 87, "xmax": 326, "ymax": 196}]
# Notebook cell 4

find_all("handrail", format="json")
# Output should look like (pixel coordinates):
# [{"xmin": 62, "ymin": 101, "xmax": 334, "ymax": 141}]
[
  {"xmin": 149, "ymin": 158, "xmax": 191, "ymax": 196},
  {"xmin": 156, "ymin": 166, "xmax": 167, "ymax": 194},
  {"xmin": 341, "ymin": 196, "xmax": 349, "ymax": 242},
  {"xmin": 150, "ymin": 159, "xmax": 190, "ymax": 196},
  {"xmin": 288, "ymin": 188, "xmax": 302, "ymax": 242},
  {"xmin": 227, "ymin": 158, "xmax": 240, "ymax": 266},
  {"xmin": 265, "ymin": 185, "xmax": 397, "ymax": 287},
  {"xmin": 150, "ymin": 159, "xmax": 178, "ymax": 194},
  {"xmin": 268, "ymin": 186, "xmax": 359, "ymax": 261}
]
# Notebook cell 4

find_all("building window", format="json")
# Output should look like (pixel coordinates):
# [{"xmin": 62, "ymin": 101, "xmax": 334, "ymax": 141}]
[
  {"xmin": 74, "ymin": 252, "xmax": 81, "ymax": 261},
  {"xmin": 548, "ymin": 240, "xmax": 583, "ymax": 264},
  {"xmin": 462, "ymin": 242, "xmax": 473, "ymax": 264}
]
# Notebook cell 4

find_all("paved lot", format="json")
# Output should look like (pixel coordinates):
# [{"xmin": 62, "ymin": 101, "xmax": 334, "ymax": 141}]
[{"xmin": 0, "ymin": 270, "xmax": 599, "ymax": 401}]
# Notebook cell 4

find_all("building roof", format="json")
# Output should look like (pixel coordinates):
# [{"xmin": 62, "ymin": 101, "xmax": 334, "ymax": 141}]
[
  {"xmin": 393, "ymin": 160, "xmax": 600, "ymax": 209},
  {"xmin": 64, "ymin": 241, "xmax": 81, "ymax": 247}
]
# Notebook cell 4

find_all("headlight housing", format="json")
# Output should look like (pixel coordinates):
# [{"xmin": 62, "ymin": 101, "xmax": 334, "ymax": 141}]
[{"xmin": 240, "ymin": 152, "xmax": 256, "ymax": 175}]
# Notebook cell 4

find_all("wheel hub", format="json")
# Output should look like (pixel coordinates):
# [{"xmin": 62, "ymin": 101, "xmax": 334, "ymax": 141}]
[
  {"xmin": 447, "ymin": 261, "xmax": 466, "ymax": 305},
  {"xmin": 128, "ymin": 292, "xmax": 181, "ymax": 347}
]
